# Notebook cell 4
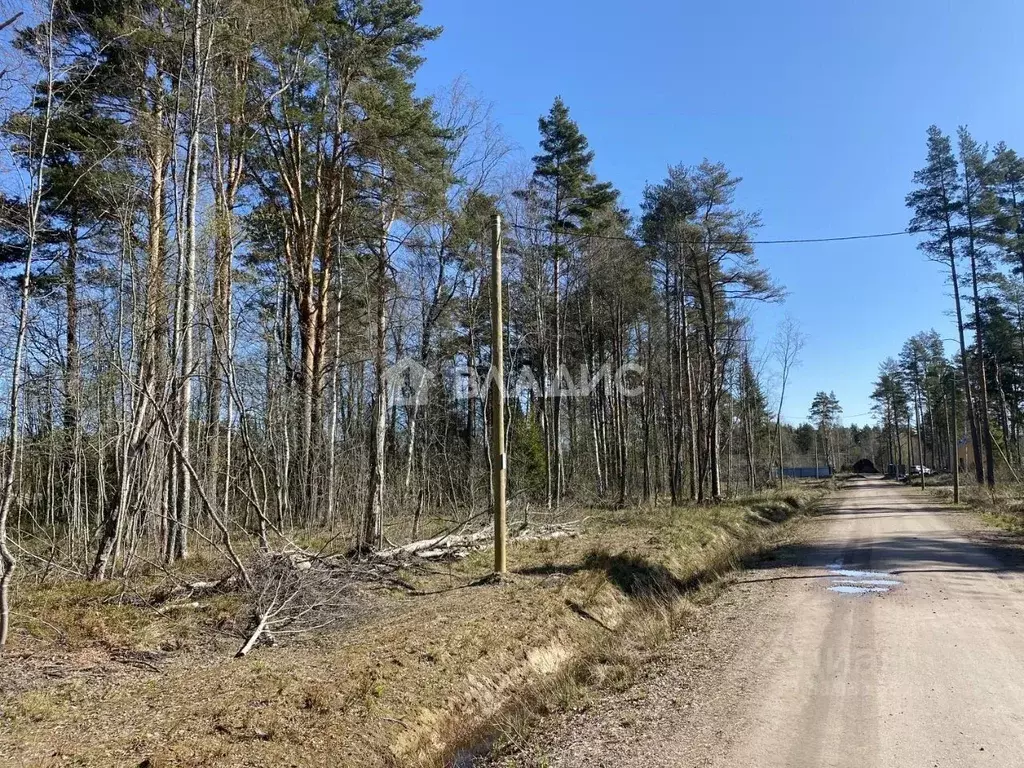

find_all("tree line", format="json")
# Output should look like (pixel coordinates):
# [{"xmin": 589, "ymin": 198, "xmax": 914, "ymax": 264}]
[
  {"xmin": 870, "ymin": 125, "xmax": 1024, "ymax": 482},
  {"xmin": 0, "ymin": 0, "xmax": 801, "ymax": 645}
]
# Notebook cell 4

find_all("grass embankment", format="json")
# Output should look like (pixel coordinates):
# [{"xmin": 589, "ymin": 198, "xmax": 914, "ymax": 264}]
[
  {"xmin": 892, "ymin": 469, "xmax": 1024, "ymax": 533},
  {"xmin": 921, "ymin": 475, "xmax": 1024, "ymax": 533},
  {"xmin": 0, "ymin": 485, "xmax": 829, "ymax": 767}
]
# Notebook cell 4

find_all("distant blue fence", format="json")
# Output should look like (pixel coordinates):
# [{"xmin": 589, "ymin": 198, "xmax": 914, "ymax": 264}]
[{"xmin": 775, "ymin": 466, "xmax": 831, "ymax": 479}]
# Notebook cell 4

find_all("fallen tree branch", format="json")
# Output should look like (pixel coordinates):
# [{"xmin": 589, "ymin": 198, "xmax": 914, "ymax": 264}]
[{"xmin": 235, "ymin": 613, "xmax": 269, "ymax": 657}]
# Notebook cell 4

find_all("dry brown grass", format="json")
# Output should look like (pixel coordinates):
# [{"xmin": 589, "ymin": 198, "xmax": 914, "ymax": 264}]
[
  {"xmin": 0, "ymin": 484, "xmax": 829, "ymax": 768},
  {"xmin": 928, "ymin": 479, "xmax": 1024, "ymax": 533}
]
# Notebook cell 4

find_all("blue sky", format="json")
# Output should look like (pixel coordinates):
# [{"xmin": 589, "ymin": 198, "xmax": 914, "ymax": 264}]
[{"xmin": 414, "ymin": 0, "xmax": 1024, "ymax": 424}]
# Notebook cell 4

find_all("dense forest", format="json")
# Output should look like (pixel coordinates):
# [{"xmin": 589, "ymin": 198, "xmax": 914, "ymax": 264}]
[{"xmin": 0, "ymin": 0, "xmax": 890, "ymax": 646}]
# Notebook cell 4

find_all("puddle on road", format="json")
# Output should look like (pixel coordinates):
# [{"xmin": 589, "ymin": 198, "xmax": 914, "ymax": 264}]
[
  {"xmin": 828, "ymin": 585, "xmax": 891, "ymax": 594},
  {"xmin": 825, "ymin": 561, "xmax": 903, "ymax": 595}
]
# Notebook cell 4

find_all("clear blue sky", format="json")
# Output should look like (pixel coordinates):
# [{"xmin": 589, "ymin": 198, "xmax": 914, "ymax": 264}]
[{"xmin": 414, "ymin": 0, "xmax": 1024, "ymax": 425}]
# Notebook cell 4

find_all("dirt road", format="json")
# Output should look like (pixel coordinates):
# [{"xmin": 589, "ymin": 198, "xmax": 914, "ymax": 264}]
[{"xmin": 529, "ymin": 478, "xmax": 1024, "ymax": 767}]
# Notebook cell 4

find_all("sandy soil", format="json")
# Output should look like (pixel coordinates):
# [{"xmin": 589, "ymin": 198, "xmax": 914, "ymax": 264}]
[{"xmin": 520, "ymin": 478, "xmax": 1024, "ymax": 768}]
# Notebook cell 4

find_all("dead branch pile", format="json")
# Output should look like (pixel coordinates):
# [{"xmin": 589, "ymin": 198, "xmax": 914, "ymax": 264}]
[{"xmin": 235, "ymin": 552, "xmax": 361, "ymax": 657}]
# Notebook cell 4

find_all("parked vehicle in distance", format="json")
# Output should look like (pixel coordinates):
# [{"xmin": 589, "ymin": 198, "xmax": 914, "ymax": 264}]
[{"xmin": 911, "ymin": 465, "xmax": 933, "ymax": 476}]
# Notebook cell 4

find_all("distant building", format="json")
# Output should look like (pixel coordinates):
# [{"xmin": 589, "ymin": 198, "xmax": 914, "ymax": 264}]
[
  {"xmin": 853, "ymin": 458, "xmax": 877, "ymax": 473},
  {"xmin": 957, "ymin": 437, "xmax": 975, "ymax": 475}
]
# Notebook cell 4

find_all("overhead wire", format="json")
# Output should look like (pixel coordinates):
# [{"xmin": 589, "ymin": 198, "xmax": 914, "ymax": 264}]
[{"xmin": 506, "ymin": 221, "xmax": 943, "ymax": 247}]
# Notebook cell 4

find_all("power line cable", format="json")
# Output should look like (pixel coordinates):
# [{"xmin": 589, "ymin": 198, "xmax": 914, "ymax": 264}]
[{"xmin": 507, "ymin": 221, "xmax": 942, "ymax": 247}]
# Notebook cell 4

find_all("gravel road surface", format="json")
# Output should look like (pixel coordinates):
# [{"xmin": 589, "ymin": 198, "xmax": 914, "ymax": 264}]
[{"xmin": 529, "ymin": 478, "xmax": 1024, "ymax": 768}]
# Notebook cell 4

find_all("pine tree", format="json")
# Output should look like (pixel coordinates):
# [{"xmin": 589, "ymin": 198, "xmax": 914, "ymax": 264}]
[
  {"xmin": 872, "ymin": 361, "xmax": 910, "ymax": 474},
  {"xmin": 989, "ymin": 143, "xmax": 1024, "ymax": 277},
  {"xmin": 684, "ymin": 162, "xmax": 782, "ymax": 499},
  {"xmin": 522, "ymin": 97, "xmax": 614, "ymax": 509},
  {"xmin": 977, "ymin": 295, "xmax": 1021, "ymax": 461},
  {"xmin": 640, "ymin": 169, "xmax": 698, "ymax": 502},
  {"xmin": 809, "ymin": 391, "xmax": 842, "ymax": 473},
  {"xmin": 900, "ymin": 334, "xmax": 934, "ymax": 483},
  {"xmin": 958, "ymin": 127, "xmax": 997, "ymax": 487},
  {"xmin": 906, "ymin": 126, "xmax": 984, "ymax": 483}
]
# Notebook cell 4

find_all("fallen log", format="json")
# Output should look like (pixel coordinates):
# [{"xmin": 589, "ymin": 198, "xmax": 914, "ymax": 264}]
[
  {"xmin": 372, "ymin": 521, "xmax": 584, "ymax": 562},
  {"xmin": 374, "ymin": 527, "xmax": 494, "ymax": 559}
]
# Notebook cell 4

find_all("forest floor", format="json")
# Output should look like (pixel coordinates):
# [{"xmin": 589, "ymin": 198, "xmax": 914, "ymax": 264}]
[{"xmin": 0, "ymin": 484, "xmax": 830, "ymax": 768}]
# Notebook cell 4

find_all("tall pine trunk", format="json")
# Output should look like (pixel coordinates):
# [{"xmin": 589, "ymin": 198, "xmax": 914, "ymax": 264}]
[{"xmin": 364, "ymin": 243, "xmax": 388, "ymax": 549}]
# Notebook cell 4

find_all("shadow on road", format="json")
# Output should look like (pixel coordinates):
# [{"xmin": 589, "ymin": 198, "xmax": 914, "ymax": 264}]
[{"xmin": 739, "ymin": 480, "xmax": 1024, "ymax": 583}]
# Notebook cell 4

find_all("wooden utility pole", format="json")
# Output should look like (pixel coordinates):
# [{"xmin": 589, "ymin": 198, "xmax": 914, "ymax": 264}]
[
  {"xmin": 951, "ymin": 370, "xmax": 960, "ymax": 505},
  {"xmin": 491, "ymin": 214, "xmax": 507, "ymax": 574}
]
